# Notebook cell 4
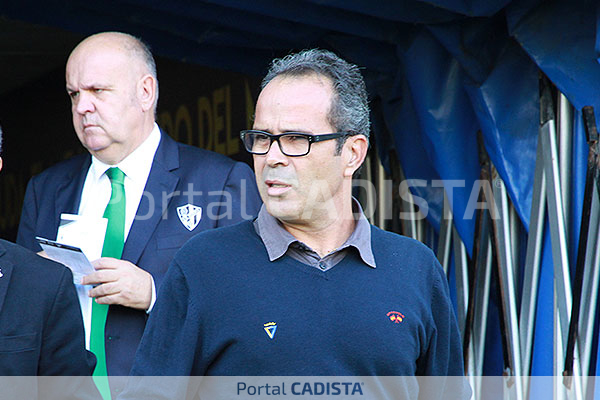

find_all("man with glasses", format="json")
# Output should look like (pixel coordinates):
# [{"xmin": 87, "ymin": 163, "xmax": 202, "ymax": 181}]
[{"xmin": 124, "ymin": 49, "xmax": 466, "ymax": 396}]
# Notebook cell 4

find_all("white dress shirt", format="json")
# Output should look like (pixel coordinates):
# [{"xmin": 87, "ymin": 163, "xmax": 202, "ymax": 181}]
[{"xmin": 76, "ymin": 123, "xmax": 161, "ymax": 349}]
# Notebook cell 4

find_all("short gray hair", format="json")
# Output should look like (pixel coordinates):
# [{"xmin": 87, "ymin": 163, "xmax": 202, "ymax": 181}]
[
  {"xmin": 88, "ymin": 31, "xmax": 159, "ymax": 114},
  {"xmin": 261, "ymin": 49, "xmax": 370, "ymax": 150},
  {"xmin": 121, "ymin": 33, "xmax": 159, "ymax": 114}
]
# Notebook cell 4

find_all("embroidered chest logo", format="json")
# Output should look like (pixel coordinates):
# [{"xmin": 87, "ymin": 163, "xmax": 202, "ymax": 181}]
[
  {"xmin": 0, "ymin": 268, "xmax": 3, "ymax": 278},
  {"xmin": 177, "ymin": 204, "xmax": 202, "ymax": 231},
  {"xmin": 264, "ymin": 322, "xmax": 277, "ymax": 339},
  {"xmin": 387, "ymin": 311, "xmax": 405, "ymax": 323}
]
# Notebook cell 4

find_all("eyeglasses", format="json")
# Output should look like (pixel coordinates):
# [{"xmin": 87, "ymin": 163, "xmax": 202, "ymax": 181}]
[{"xmin": 240, "ymin": 130, "xmax": 348, "ymax": 157}]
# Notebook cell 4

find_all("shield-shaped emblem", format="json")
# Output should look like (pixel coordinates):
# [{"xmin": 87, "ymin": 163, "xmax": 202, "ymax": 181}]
[{"xmin": 177, "ymin": 204, "xmax": 202, "ymax": 231}]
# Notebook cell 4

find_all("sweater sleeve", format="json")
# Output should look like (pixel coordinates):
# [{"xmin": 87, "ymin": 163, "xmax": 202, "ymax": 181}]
[
  {"xmin": 122, "ymin": 261, "xmax": 201, "ymax": 399},
  {"xmin": 130, "ymin": 260, "xmax": 199, "ymax": 375},
  {"xmin": 416, "ymin": 256, "xmax": 472, "ymax": 399}
]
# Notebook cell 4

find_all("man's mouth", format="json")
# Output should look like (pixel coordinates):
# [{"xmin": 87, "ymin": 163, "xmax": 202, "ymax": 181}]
[{"xmin": 265, "ymin": 180, "xmax": 291, "ymax": 195}]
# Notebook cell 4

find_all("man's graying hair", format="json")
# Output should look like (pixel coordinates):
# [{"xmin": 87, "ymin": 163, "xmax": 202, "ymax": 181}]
[
  {"xmin": 95, "ymin": 32, "xmax": 159, "ymax": 115},
  {"xmin": 261, "ymin": 49, "xmax": 370, "ymax": 153},
  {"xmin": 120, "ymin": 33, "xmax": 159, "ymax": 114}
]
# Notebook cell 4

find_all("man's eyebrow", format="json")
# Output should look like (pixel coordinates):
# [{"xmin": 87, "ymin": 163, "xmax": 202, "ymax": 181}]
[
  {"xmin": 282, "ymin": 129, "xmax": 312, "ymax": 133},
  {"xmin": 67, "ymin": 82, "xmax": 110, "ymax": 91},
  {"xmin": 251, "ymin": 128, "xmax": 314, "ymax": 134}
]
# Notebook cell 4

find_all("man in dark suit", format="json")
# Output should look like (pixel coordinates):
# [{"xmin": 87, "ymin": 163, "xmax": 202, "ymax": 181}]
[
  {"xmin": 0, "ymin": 126, "xmax": 98, "ymax": 399},
  {"xmin": 16, "ymin": 31, "xmax": 261, "ymax": 394}
]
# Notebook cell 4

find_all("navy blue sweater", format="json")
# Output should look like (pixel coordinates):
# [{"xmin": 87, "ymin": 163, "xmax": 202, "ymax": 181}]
[{"xmin": 130, "ymin": 220, "xmax": 464, "ymax": 377}]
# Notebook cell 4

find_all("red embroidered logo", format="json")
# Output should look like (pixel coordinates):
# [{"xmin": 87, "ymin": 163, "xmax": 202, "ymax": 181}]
[{"xmin": 387, "ymin": 311, "xmax": 405, "ymax": 323}]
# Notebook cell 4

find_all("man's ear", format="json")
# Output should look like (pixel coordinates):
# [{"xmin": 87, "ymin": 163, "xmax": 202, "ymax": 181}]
[
  {"xmin": 0, "ymin": 157, "xmax": 3, "ymax": 173},
  {"xmin": 138, "ymin": 74, "xmax": 157, "ymax": 112},
  {"xmin": 343, "ymin": 135, "xmax": 368, "ymax": 178}
]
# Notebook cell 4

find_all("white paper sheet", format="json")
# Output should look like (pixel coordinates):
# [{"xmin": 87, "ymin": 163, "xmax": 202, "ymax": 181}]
[
  {"xmin": 36, "ymin": 237, "xmax": 95, "ymax": 284},
  {"xmin": 56, "ymin": 213, "xmax": 108, "ymax": 261}
]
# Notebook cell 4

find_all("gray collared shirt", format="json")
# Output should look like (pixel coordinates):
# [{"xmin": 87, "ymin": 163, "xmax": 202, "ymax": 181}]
[{"xmin": 253, "ymin": 199, "xmax": 376, "ymax": 271}]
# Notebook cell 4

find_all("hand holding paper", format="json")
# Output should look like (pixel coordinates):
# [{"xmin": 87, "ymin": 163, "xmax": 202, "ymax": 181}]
[
  {"xmin": 53, "ymin": 213, "xmax": 154, "ymax": 310},
  {"xmin": 81, "ymin": 258, "xmax": 153, "ymax": 310}
]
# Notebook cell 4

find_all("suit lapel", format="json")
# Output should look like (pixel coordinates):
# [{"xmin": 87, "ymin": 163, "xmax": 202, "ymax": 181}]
[
  {"xmin": 0, "ymin": 242, "xmax": 14, "ymax": 315},
  {"xmin": 54, "ymin": 155, "xmax": 90, "ymax": 220},
  {"xmin": 122, "ymin": 132, "xmax": 180, "ymax": 264}
]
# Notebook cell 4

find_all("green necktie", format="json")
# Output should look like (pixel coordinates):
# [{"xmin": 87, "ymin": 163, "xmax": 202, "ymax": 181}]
[{"xmin": 91, "ymin": 167, "xmax": 126, "ymax": 400}]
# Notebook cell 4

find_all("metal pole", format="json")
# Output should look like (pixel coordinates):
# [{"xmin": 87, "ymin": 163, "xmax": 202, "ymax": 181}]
[
  {"xmin": 463, "ymin": 131, "xmax": 492, "ymax": 377},
  {"xmin": 388, "ymin": 150, "xmax": 403, "ymax": 235},
  {"xmin": 538, "ymin": 76, "xmax": 581, "ymax": 399},
  {"xmin": 377, "ymin": 157, "xmax": 386, "ymax": 230},
  {"xmin": 519, "ymin": 132, "xmax": 547, "ymax": 379},
  {"xmin": 539, "ymin": 76, "xmax": 572, "ymax": 344},
  {"xmin": 416, "ymin": 213, "xmax": 425, "ymax": 243},
  {"xmin": 467, "ymin": 231, "xmax": 492, "ymax": 399},
  {"xmin": 490, "ymin": 166, "xmax": 523, "ymax": 400},
  {"xmin": 557, "ymin": 97, "xmax": 574, "ymax": 399},
  {"xmin": 425, "ymin": 220, "xmax": 436, "ymax": 250},
  {"xmin": 509, "ymin": 204, "xmax": 520, "ymax": 294},
  {"xmin": 437, "ymin": 192, "xmax": 453, "ymax": 275},
  {"xmin": 473, "ymin": 237, "xmax": 492, "ymax": 377},
  {"xmin": 397, "ymin": 161, "xmax": 418, "ymax": 240},
  {"xmin": 564, "ymin": 106, "xmax": 598, "ymax": 385},
  {"xmin": 558, "ymin": 93, "xmax": 573, "ymax": 248},
  {"xmin": 453, "ymin": 225, "xmax": 469, "ymax": 339},
  {"xmin": 579, "ymin": 186, "xmax": 600, "ymax": 393}
]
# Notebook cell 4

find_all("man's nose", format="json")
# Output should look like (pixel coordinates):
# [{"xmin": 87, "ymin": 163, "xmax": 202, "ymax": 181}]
[
  {"xmin": 265, "ymin": 140, "xmax": 289, "ymax": 167},
  {"xmin": 74, "ymin": 91, "xmax": 95, "ymax": 114}
]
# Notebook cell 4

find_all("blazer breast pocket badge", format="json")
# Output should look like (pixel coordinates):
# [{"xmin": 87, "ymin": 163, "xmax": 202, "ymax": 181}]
[{"xmin": 177, "ymin": 204, "xmax": 202, "ymax": 231}]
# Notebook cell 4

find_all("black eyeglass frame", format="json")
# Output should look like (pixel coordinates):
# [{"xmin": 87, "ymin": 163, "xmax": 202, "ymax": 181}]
[{"xmin": 240, "ymin": 130, "xmax": 350, "ymax": 157}]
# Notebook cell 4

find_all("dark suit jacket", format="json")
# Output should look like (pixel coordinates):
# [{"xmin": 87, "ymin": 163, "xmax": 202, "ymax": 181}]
[
  {"xmin": 0, "ymin": 239, "xmax": 97, "ymax": 386},
  {"xmin": 16, "ymin": 132, "xmax": 261, "ymax": 387}
]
